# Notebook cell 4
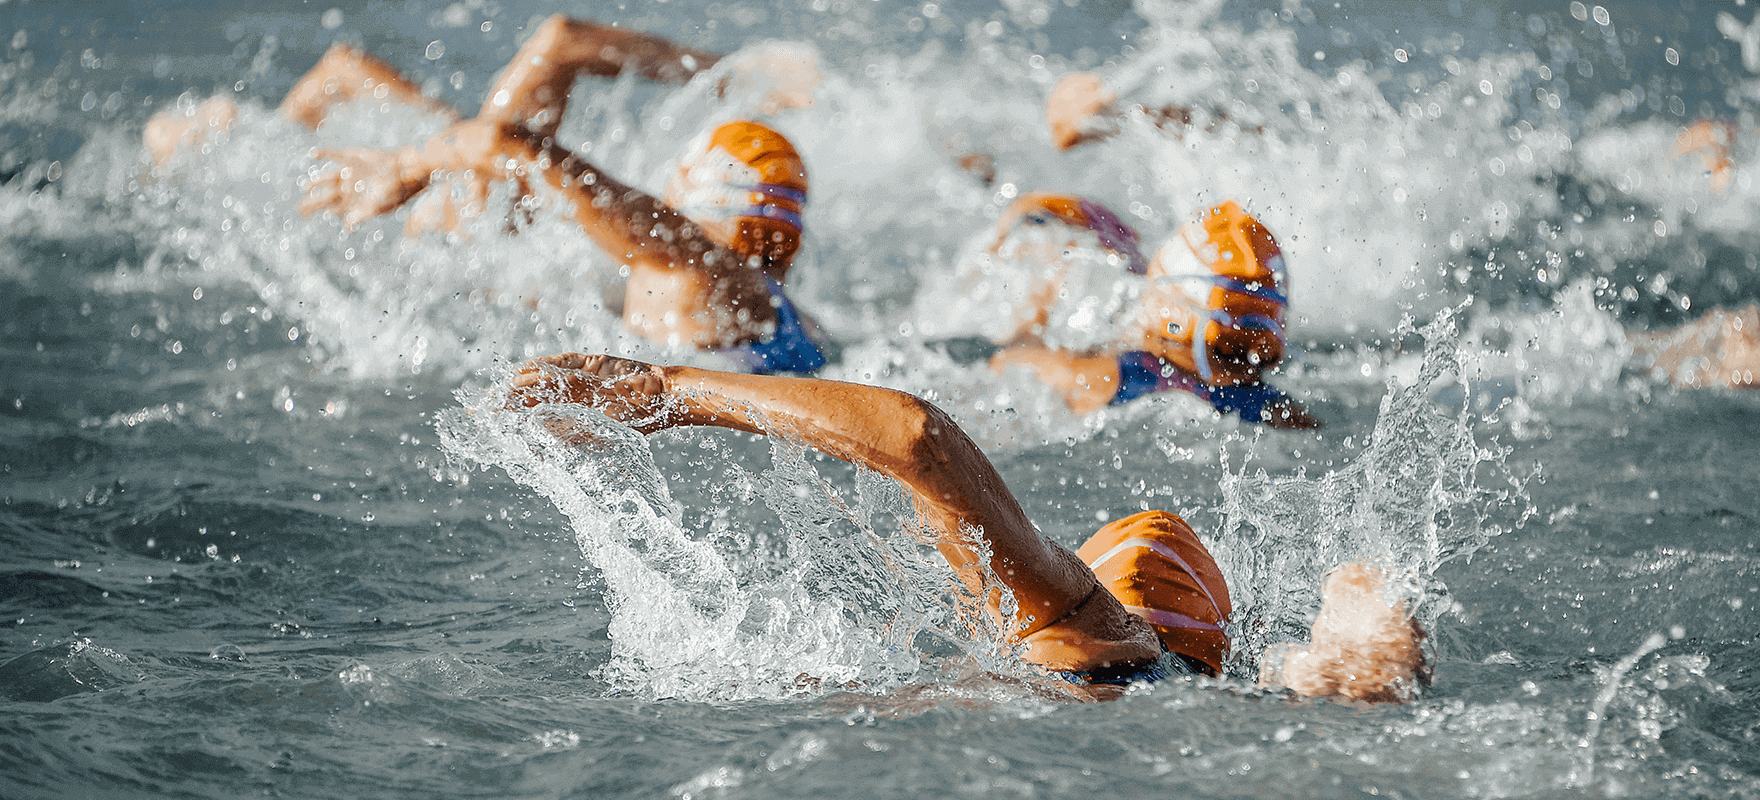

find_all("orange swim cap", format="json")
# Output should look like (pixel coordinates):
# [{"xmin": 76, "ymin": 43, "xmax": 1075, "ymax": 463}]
[
  {"xmin": 1148, "ymin": 201, "xmax": 1288, "ymax": 386},
  {"xmin": 993, "ymin": 192, "xmax": 1149, "ymax": 274},
  {"xmin": 665, "ymin": 120, "xmax": 809, "ymax": 272},
  {"xmin": 1076, "ymin": 511, "xmax": 1231, "ymax": 676}
]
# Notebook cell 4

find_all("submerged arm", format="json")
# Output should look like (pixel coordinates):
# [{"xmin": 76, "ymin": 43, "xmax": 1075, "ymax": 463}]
[{"xmin": 506, "ymin": 355, "xmax": 1160, "ymax": 671}]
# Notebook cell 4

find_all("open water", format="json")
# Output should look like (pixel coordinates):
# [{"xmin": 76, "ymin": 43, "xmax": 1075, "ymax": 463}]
[{"xmin": 2, "ymin": 0, "xmax": 1758, "ymax": 797}]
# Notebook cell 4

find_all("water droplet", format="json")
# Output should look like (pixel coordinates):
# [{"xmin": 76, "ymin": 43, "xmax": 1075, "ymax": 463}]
[{"xmin": 210, "ymin": 644, "xmax": 246, "ymax": 661}]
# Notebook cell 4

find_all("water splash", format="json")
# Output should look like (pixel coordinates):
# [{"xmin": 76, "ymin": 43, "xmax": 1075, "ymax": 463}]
[
  {"xmin": 1212, "ymin": 307, "xmax": 1535, "ymax": 676},
  {"xmin": 1451, "ymin": 281, "xmax": 1635, "ymax": 435},
  {"xmin": 1574, "ymin": 630, "xmax": 1669, "ymax": 789},
  {"xmin": 435, "ymin": 382, "xmax": 1019, "ymax": 700}
]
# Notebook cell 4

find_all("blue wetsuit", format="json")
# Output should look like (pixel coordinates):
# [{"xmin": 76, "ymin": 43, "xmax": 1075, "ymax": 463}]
[
  {"xmin": 1110, "ymin": 350, "xmax": 1289, "ymax": 425},
  {"xmin": 719, "ymin": 276, "xmax": 827, "ymax": 375},
  {"xmin": 1052, "ymin": 650, "xmax": 1202, "ymax": 686}
]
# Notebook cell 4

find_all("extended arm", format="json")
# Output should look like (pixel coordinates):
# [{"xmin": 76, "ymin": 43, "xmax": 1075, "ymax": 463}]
[
  {"xmin": 506, "ymin": 354, "xmax": 1162, "ymax": 672},
  {"xmin": 281, "ymin": 44, "xmax": 458, "ymax": 129},
  {"xmin": 477, "ymin": 15, "xmax": 721, "ymax": 137},
  {"xmin": 1046, "ymin": 72, "xmax": 1259, "ymax": 150},
  {"xmin": 305, "ymin": 119, "xmax": 712, "ymax": 268}
]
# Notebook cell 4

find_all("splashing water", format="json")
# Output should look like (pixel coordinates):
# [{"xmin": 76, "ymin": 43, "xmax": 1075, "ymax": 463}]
[
  {"xmin": 435, "ymin": 382, "xmax": 1020, "ymax": 700},
  {"xmin": 1212, "ymin": 307, "xmax": 1534, "ymax": 675}
]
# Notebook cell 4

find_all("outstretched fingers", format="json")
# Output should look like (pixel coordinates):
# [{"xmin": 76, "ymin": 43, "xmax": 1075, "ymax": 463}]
[
  {"xmin": 506, "ymin": 354, "xmax": 675, "ymax": 432},
  {"xmin": 300, "ymin": 147, "xmax": 426, "ymax": 230}
]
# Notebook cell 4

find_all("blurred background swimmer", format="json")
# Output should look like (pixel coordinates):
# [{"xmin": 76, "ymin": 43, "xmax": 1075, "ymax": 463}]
[
  {"xmin": 144, "ymin": 15, "xmax": 820, "ymax": 235},
  {"xmin": 147, "ymin": 16, "xmax": 828, "ymax": 373},
  {"xmin": 503, "ymin": 353, "xmax": 1424, "ymax": 701},
  {"xmin": 1044, "ymin": 70, "xmax": 1263, "ymax": 152},
  {"xmin": 1630, "ymin": 303, "xmax": 1760, "ymax": 389},
  {"xmin": 945, "ymin": 191, "xmax": 1317, "ymax": 427},
  {"xmin": 305, "ymin": 115, "xmax": 827, "ymax": 372}
]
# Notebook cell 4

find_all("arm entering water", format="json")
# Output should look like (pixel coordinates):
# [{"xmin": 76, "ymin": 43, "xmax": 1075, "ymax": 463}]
[{"xmin": 504, "ymin": 353, "xmax": 1164, "ymax": 674}]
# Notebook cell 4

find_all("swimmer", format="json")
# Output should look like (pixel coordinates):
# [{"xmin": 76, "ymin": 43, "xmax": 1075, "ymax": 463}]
[
  {"xmin": 161, "ymin": 17, "xmax": 824, "ymax": 371},
  {"xmin": 303, "ymin": 114, "xmax": 827, "ymax": 373},
  {"xmin": 146, "ymin": 15, "xmax": 817, "ymax": 231},
  {"xmin": 1045, "ymin": 72, "xmax": 1262, "ymax": 151},
  {"xmin": 1674, "ymin": 119, "xmax": 1737, "ymax": 194},
  {"xmin": 503, "ymin": 353, "xmax": 1426, "ymax": 701},
  {"xmin": 982, "ymin": 192, "xmax": 1319, "ymax": 428},
  {"xmin": 1630, "ymin": 303, "xmax": 1760, "ymax": 389}
]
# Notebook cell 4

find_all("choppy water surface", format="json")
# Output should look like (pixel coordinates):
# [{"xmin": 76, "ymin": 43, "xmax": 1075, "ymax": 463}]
[{"xmin": 3, "ymin": 0, "xmax": 1759, "ymax": 797}]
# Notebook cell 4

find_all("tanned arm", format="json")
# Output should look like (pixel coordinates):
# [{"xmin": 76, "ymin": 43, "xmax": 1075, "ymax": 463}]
[
  {"xmin": 301, "ymin": 118, "xmax": 772, "ymax": 336},
  {"xmin": 477, "ymin": 15, "xmax": 722, "ymax": 138},
  {"xmin": 506, "ymin": 354, "xmax": 1163, "ymax": 673}
]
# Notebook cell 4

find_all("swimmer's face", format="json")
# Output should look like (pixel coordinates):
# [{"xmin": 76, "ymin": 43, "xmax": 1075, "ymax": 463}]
[
  {"xmin": 991, "ymin": 213, "xmax": 1097, "ymax": 270},
  {"xmin": 668, "ymin": 206, "xmax": 800, "ymax": 274},
  {"xmin": 664, "ymin": 142, "xmax": 804, "ymax": 274}
]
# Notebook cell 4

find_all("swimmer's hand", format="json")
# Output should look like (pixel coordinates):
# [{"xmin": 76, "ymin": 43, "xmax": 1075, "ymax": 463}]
[
  {"xmin": 300, "ymin": 146, "xmax": 433, "ymax": 230},
  {"xmin": 506, "ymin": 354, "xmax": 675, "ymax": 434},
  {"xmin": 1046, "ymin": 73, "xmax": 1120, "ymax": 150},
  {"xmin": 1263, "ymin": 562, "xmax": 1429, "ymax": 704}
]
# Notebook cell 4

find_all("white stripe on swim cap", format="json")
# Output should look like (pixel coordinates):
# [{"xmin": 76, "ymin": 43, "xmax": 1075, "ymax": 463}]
[
  {"xmin": 1086, "ymin": 535, "xmax": 1224, "ymax": 623},
  {"xmin": 1119, "ymin": 604, "xmax": 1224, "ymax": 632}
]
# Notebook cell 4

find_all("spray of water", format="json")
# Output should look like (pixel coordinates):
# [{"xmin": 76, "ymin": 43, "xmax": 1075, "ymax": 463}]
[
  {"xmin": 1212, "ymin": 306, "xmax": 1535, "ymax": 676},
  {"xmin": 435, "ymin": 381, "xmax": 1021, "ymax": 700}
]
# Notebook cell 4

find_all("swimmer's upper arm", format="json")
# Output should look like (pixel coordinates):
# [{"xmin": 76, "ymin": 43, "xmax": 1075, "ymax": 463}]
[{"xmin": 659, "ymin": 367, "xmax": 1099, "ymax": 635}]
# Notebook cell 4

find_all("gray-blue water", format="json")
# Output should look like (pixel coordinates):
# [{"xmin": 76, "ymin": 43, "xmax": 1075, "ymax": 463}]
[{"xmin": 2, "ymin": 0, "xmax": 1758, "ymax": 797}]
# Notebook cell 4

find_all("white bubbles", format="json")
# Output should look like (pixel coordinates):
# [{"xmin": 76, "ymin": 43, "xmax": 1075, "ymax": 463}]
[
  {"xmin": 1665, "ymin": 47, "xmax": 1680, "ymax": 66},
  {"xmin": 1592, "ymin": 5, "xmax": 1611, "ymax": 26},
  {"xmin": 441, "ymin": 3, "xmax": 472, "ymax": 27},
  {"xmin": 320, "ymin": 8, "xmax": 343, "ymax": 29},
  {"xmin": 424, "ymin": 40, "xmax": 446, "ymax": 60}
]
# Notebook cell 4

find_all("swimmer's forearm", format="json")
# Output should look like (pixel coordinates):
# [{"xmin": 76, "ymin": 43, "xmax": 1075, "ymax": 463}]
[
  {"xmin": 425, "ymin": 120, "xmax": 734, "ymax": 278},
  {"xmin": 543, "ymin": 17, "xmax": 721, "ymax": 83},
  {"xmin": 478, "ymin": 15, "xmax": 719, "ymax": 129},
  {"xmin": 525, "ymin": 139, "xmax": 736, "ymax": 278}
]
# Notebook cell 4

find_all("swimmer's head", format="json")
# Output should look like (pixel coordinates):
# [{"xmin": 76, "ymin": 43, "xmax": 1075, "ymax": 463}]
[
  {"xmin": 1143, "ymin": 201, "xmax": 1288, "ymax": 387},
  {"xmin": 1077, "ymin": 511, "xmax": 1231, "ymax": 676},
  {"xmin": 991, "ymin": 193, "xmax": 1149, "ymax": 275},
  {"xmin": 665, "ymin": 120, "xmax": 809, "ymax": 278}
]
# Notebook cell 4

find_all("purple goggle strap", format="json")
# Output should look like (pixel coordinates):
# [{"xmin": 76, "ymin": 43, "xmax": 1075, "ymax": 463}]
[{"xmin": 1077, "ymin": 198, "xmax": 1150, "ymax": 275}]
